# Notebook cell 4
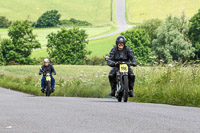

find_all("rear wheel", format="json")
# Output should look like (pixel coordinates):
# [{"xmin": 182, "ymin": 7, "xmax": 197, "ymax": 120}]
[{"xmin": 123, "ymin": 76, "xmax": 129, "ymax": 102}]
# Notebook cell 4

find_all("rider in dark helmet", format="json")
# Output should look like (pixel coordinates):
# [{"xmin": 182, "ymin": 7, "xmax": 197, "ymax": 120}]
[
  {"xmin": 107, "ymin": 36, "xmax": 137, "ymax": 97},
  {"xmin": 39, "ymin": 59, "xmax": 56, "ymax": 93}
]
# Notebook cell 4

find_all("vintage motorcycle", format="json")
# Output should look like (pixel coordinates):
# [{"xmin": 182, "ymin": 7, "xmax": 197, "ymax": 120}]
[{"xmin": 105, "ymin": 56, "xmax": 135, "ymax": 102}]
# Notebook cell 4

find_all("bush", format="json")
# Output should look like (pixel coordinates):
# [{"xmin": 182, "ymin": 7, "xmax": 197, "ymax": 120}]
[
  {"xmin": 60, "ymin": 18, "xmax": 92, "ymax": 26},
  {"xmin": 0, "ymin": 41, "xmax": 5, "ymax": 65},
  {"xmin": 188, "ymin": 9, "xmax": 200, "ymax": 59},
  {"xmin": 152, "ymin": 15, "xmax": 195, "ymax": 63},
  {"xmin": 84, "ymin": 56, "xmax": 106, "ymax": 65},
  {"xmin": 0, "ymin": 16, "xmax": 11, "ymax": 28},
  {"xmin": 136, "ymin": 19, "xmax": 162, "ymax": 44},
  {"xmin": 1, "ymin": 20, "xmax": 41, "ymax": 64},
  {"xmin": 121, "ymin": 29, "xmax": 151, "ymax": 63},
  {"xmin": 47, "ymin": 27, "xmax": 91, "ymax": 64},
  {"xmin": 35, "ymin": 10, "xmax": 61, "ymax": 28}
]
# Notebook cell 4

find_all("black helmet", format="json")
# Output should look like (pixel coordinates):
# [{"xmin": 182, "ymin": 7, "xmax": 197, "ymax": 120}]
[{"xmin": 116, "ymin": 36, "xmax": 126, "ymax": 45}]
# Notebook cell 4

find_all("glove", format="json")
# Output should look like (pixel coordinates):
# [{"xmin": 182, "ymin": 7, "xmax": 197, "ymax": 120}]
[
  {"xmin": 109, "ymin": 61, "xmax": 116, "ymax": 67},
  {"xmin": 39, "ymin": 72, "xmax": 42, "ymax": 75},
  {"xmin": 131, "ymin": 62, "xmax": 137, "ymax": 66}
]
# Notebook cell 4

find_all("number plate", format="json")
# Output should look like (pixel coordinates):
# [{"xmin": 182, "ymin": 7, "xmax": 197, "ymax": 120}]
[
  {"xmin": 46, "ymin": 76, "xmax": 51, "ymax": 81},
  {"xmin": 120, "ymin": 64, "xmax": 128, "ymax": 72}
]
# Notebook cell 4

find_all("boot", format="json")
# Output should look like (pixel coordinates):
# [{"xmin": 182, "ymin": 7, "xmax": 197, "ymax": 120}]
[
  {"xmin": 41, "ymin": 88, "xmax": 45, "ymax": 93},
  {"xmin": 51, "ymin": 88, "xmax": 55, "ymax": 93},
  {"xmin": 109, "ymin": 89, "xmax": 116, "ymax": 96},
  {"xmin": 128, "ymin": 90, "xmax": 135, "ymax": 97}
]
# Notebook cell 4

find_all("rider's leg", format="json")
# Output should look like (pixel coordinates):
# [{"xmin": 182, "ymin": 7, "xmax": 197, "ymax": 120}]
[
  {"xmin": 41, "ymin": 76, "xmax": 46, "ymax": 92},
  {"xmin": 108, "ymin": 67, "xmax": 118, "ymax": 96},
  {"xmin": 128, "ymin": 68, "xmax": 135, "ymax": 97},
  {"xmin": 51, "ymin": 76, "xmax": 55, "ymax": 92}
]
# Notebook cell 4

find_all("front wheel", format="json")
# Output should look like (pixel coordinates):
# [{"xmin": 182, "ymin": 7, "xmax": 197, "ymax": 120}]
[
  {"xmin": 46, "ymin": 81, "xmax": 51, "ymax": 97},
  {"xmin": 123, "ymin": 76, "xmax": 129, "ymax": 102}
]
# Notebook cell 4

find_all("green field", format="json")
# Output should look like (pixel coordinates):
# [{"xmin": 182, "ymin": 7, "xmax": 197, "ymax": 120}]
[
  {"xmin": 0, "ymin": 65, "xmax": 200, "ymax": 107},
  {"xmin": 127, "ymin": 0, "xmax": 200, "ymax": 23},
  {"xmin": 0, "ymin": 0, "xmax": 112, "ymax": 25},
  {"xmin": 0, "ymin": 27, "xmax": 117, "ymax": 46}
]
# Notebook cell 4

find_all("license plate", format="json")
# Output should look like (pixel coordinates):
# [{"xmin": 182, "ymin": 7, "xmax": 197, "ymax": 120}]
[
  {"xmin": 120, "ymin": 64, "xmax": 128, "ymax": 72},
  {"xmin": 46, "ymin": 76, "xmax": 51, "ymax": 81}
]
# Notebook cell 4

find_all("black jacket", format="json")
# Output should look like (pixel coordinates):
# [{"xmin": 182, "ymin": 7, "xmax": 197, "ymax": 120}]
[
  {"xmin": 39, "ymin": 64, "xmax": 56, "ymax": 76},
  {"xmin": 107, "ymin": 46, "xmax": 136, "ymax": 66}
]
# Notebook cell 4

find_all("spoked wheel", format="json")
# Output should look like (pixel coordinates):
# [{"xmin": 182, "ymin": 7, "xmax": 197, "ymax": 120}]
[
  {"xmin": 123, "ymin": 76, "xmax": 129, "ymax": 102},
  {"xmin": 46, "ymin": 82, "xmax": 51, "ymax": 97}
]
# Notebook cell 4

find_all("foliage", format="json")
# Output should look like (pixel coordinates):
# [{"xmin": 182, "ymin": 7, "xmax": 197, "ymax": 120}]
[
  {"xmin": 136, "ymin": 19, "xmax": 162, "ymax": 43},
  {"xmin": 35, "ymin": 10, "xmax": 61, "ymax": 28},
  {"xmin": 152, "ymin": 15, "xmax": 195, "ymax": 63},
  {"xmin": 0, "ymin": 40, "xmax": 5, "ymax": 65},
  {"xmin": 1, "ymin": 20, "xmax": 41, "ymax": 64},
  {"xmin": 188, "ymin": 9, "xmax": 200, "ymax": 59},
  {"xmin": 60, "ymin": 18, "xmax": 92, "ymax": 26},
  {"xmin": 84, "ymin": 56, "xmax": 106, "ymax": 65},
  {"xmin": 47, "ymin": 27, "xmax": 91, "ymax": 64},
  {"xmin": 121, "ymin": 29, "xmax": 151, "ymax": 63},
  {"xmin": 0, "ymin": 16, "xmax": 11, "ymax": 28}
]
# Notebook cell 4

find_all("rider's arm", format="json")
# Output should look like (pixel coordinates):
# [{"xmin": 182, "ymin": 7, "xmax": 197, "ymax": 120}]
[
  {"xmin": 51, "ymin": 65, "xmax": 56, "ymax": 75},
  {"xmin": 39, "ymin": 66, "xmax": 43, "ymax": 75},
  {"xmin": 127, "ymin": 47, "xmax": 137, "ymax": 65},
  {"xmin": 107, "ymin": 48, "xmax": 116, "ymax": 67}
]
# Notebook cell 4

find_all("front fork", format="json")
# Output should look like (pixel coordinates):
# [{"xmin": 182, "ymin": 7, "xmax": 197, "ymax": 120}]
[{"xmin": 116, "ymin": 72, "xmax": 128, "ymax": 94}]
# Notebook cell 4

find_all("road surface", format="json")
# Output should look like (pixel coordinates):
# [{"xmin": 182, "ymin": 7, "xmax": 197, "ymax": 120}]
[{"xmin": 0, "ymin": 87, "xmax": 200, "ymax": 133}]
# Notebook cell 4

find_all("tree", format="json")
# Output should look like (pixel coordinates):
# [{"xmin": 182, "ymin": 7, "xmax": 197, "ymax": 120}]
[
  {"xmin": 1, "ymin": 20, "xmax": 41, "ymax": 64},
  {"xmin": 47, "ymin": 27, "xmax": 90, "ymax": 64},
  {"xmin": 0, "ymin": 16, "xmax": 11, "ymax": 28},
  {"xmin": 36, "ymin": 10, "xmax": 61, "ymax": 27},
  {"xmin": 0, "ymin": 40, "xmax": 5, "ymax": 65},
  {"xmin": 188, "ymin": 9, "xmax": 200, "ymax": 59},
  {"xmin": 121, "ymin": 29, "xmax": 151, "ymax": 63},
  {"xmin": 136, "ymin": 19, "xmax": 162, "ymax": 44},
  {"xmin": 152, "ymin": 15, "xmax": 195, "ymax": 63}
]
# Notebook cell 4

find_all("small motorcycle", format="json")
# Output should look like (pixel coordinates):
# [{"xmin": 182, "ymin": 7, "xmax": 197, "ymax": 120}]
[
  {"xmin": 106, "ymin": 56, "xmax": 133, "ymax": 102},
  {"xmin": 40, "ymin": 68, "xmax": 53, "ymax": 97}
]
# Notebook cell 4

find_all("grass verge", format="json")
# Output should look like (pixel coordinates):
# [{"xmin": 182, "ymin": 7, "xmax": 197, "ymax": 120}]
[{"xmin": 0, "ymin": 65, "xmax": 200, "ymax": 107}]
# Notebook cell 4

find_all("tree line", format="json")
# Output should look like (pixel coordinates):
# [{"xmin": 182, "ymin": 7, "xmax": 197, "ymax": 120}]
[{"xmin": 0, "ymin": 10, "xmax": 92, "ymax": 28}]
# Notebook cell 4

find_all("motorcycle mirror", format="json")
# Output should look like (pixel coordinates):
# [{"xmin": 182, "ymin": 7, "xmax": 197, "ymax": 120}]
[{"xmin": 105, "ymin": 56, "xmax": 109, "ymax": 61}]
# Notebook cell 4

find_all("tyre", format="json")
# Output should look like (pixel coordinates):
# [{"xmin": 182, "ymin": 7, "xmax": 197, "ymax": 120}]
[
  {"xmin": 123, "ymin": 76, "xmax": 129, "ymax": 102},
  {"xmin": 46, "ymin": 81, "xmax": 51, "ymax": 97}
]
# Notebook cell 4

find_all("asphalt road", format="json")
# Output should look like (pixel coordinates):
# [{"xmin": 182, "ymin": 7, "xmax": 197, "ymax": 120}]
[{"xmin": 0, "ymin": 87, "xmax": 200, "ymax": 133}]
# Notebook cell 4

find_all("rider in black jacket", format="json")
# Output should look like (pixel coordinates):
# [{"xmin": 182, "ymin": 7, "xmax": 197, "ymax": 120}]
[
  {"xmin": 107, "ymin": 36, "xmax": 137, "ymax": 97},
  {"xmin": 39, "ymin": 59, "xmax": 56, "ymax": 93}
]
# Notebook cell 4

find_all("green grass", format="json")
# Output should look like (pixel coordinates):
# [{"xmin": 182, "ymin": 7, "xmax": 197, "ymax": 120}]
[
  {"xmin": 127, "ymin": 0, "xmax": 200, "ymax": 23},
  {"xmin": 0, "ymin": 65, "xmax": 200, "ymax": 107},
  {"xmin": 32, "ymin": 48, "xmax": 48, "ymax": 59},
  {"xmin": 87, "ymin": 34, "xmax": 119, "ymax": 57},
  {"xmin": 0, "ymin": 27, "xmax": 117, "ymax": 46},
  {"xmin": 0, "ymin": 0, "xmax": 112, "ymax": 25}
]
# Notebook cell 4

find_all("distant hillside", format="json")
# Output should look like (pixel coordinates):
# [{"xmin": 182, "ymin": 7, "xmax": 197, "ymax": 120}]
[
  {"xmin": 127, "ymin": 0, "xmax": 200, "ymax": 23},
  {"xmin": 0, "ymin": 0, "xmax": 112, "ymax": 25}
]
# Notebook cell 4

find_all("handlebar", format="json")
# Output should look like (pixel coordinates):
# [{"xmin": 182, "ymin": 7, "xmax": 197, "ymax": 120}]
[{"xmin": 105, "ymin": 57, "xmax": 136, "ymax": 67}]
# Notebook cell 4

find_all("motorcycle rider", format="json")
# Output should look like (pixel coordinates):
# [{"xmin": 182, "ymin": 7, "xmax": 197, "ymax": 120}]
[
  {"xmin": 107, "ymin": 36, "xmax": 137, "ymax": 97},
  {"xmin": 39, "ymin": 59, "xmax": 56, "ymax": 93}
]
